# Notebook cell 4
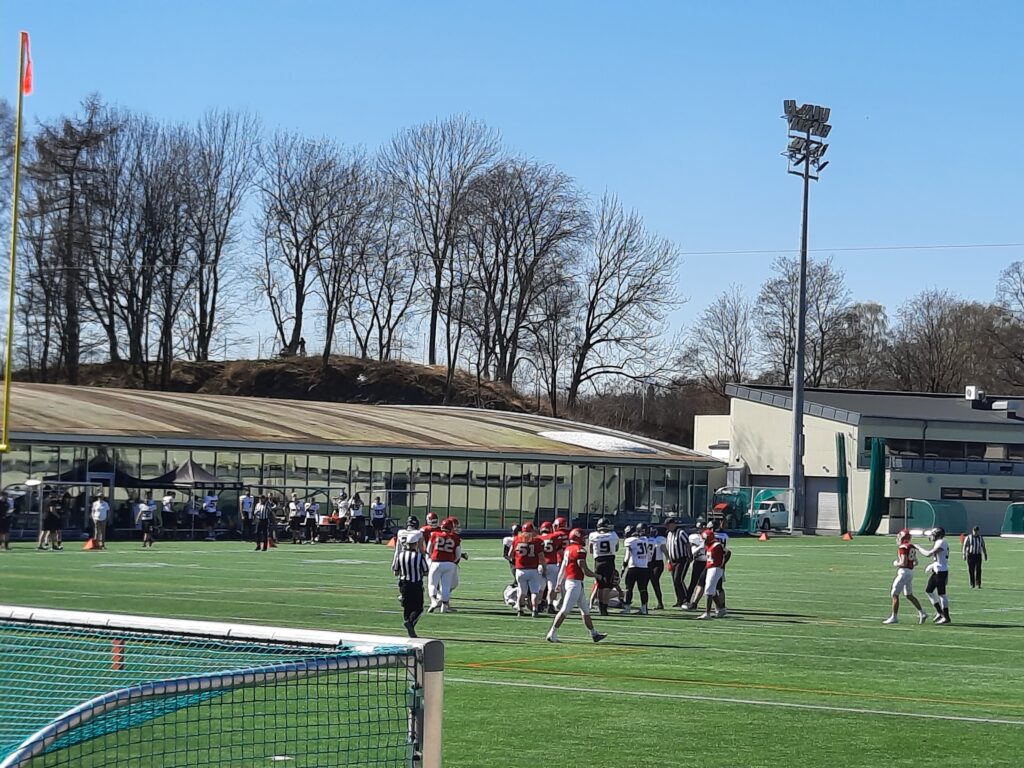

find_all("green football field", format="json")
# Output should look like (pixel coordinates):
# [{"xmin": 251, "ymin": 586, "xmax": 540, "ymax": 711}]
[{"xmin": 2, "ymin": 535, "xmax": 1023, "ymax": 767}]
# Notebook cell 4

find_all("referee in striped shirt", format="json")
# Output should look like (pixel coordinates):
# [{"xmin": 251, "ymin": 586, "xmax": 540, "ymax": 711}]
[
  {"xmin": 394, "ymin": 516, "xmax": 430, "ymax": 637},
  {"xmin": 664, "ymin": 516, "xmax": 693, "ymax": 607},
  {"xmin": 962, "ymin": 526, "xmax": 988, "ymax": 588}
]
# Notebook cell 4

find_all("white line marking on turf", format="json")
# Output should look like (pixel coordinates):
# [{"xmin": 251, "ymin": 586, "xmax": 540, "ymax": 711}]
[{"xmin": 448, "ymin": 678, "xmax": 1024, "ymax": 726}]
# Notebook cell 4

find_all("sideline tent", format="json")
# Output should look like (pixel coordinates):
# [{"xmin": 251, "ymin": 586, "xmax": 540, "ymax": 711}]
[
  {"xmin": 44, "ymin": 458, "xmax": 143, "ymax": 488},
  {"xmin": 146, "ymin": 459, "xmax": 241, "ymax": 490}
]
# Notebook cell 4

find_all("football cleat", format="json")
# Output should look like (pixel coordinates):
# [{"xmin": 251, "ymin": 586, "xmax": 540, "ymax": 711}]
[
  {"xmin": 545, "ymin": 634, "xmax": 559, "ymax": 643},
  {"xmin": 882, "ymin": 615, "xmax": 898, "ymax": 624},
  {"xmin": 697, "ymin": 612, "xmax": 712, "ymax": 620},
  {"xmin": 592, "ymin": 632, "xmax": 607, "ymax": 643}
]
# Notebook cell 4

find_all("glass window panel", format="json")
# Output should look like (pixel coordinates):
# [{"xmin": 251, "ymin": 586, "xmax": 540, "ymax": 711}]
[
  {"xmin": 430, "ymin": 460, "xmax": 451, "ymax": 517},
  {"xmin": 2, "ymin": 444, "xmax": 30, "ymax": 487},
  {"xmin": 113, "ymin": 448, "xmax": 141, "ymax": 479},
  {"xmin": 351, "ymin": 457, "xmax": 372, "ymax": 498},
  {"xmin": 190, "ymin": 450, "xmax": 216, "ymax": 473},
  {"xmin": 633, "ymin": 467, "xmax": 652, "ymax": 515},
  {"xmin": 552, "ymin": 464, "xmax": 571, "ymax": 521},
  {"xmin": 239, "ymin": 453, "xmax": 262, "ymax": 489},
  {"xmin": 139, "ymin": 448, "xmax": 167, "ymax": 479},
  {"xmin": 216, "ymin": 451, "xmax": 240, "ymax": 483},
  {"xmin": 448, "ymin": 460, "xmax": 469, "ymax": 520},
  {"xmin": 411, "ymin": 459, "xmax": 431, "ymax": 516},
  {"xmin": 587, "ymin": 466, "xmax": 605, "ymax": 524},
  {"xmin": 661, "ymin": 467, "xmax": 681, "ymax": 517},
  {"xmin": 521, "ymin": 463, "xmax": 540, "ymax": 525},
  {"xmin": 678, "ymin": 470, "xmax": 693, "ymax": 517},
  {"xmin": 328, "ymin": 456, "xmax": 350, "ymax": 490},
  {"xmin": 466, "ymin": 461, "xmax": 487, "ymax": 529},
  {"xmin": 570, "ymin": 464, "xmax": 589, "ymax": 523},
  {"xmin": 286, "ymin": 455, "xmax": 308, "ymax": 486},
  {"xmin": 485, "ymin": 461, "xmax": 503, "ymax": 528},
  {"xmin": 537, "ymin": 463, "xmax": 556, "ymax": 518},
  {"xmin": 964, "ymin": 443, "xmax": 986, "ymax": 461},
  {"xmin": 31, "ymin": 445, "xmax": 60, "ymax": 480},
  {"xmin": 503, "ymin": 462, "xmax": 522, "ymax": 528},
  {"xmin": 618, "ymin": 466, "xmax": 635, "ymax": 512},
  {"xmin": 1008, "ymin": 444, "xmax": 1024, "ymax": 462},
  {"xmin": 261, "ymin": 453, "xmax": 286, "ymax": 496},
  {"xmin": 306, "ymin": 454, "xmax": 329, "ymax": 486}
]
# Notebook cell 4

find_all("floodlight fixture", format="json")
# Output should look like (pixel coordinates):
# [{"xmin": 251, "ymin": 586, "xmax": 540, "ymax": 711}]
[{"xmin": 783, "ymin": 99, "xmax": 797, "ymax": 116}]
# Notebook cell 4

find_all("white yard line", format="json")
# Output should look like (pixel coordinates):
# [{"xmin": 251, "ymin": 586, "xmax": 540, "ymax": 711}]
[{"xmin": 448, "ymin": 677, "xmax": 1024, "ymax": 726}]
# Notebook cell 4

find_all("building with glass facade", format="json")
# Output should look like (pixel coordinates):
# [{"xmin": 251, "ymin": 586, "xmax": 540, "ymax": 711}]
[{"xmin": 2, "ymin": 383, "xmax": 722, "ymax": 534}]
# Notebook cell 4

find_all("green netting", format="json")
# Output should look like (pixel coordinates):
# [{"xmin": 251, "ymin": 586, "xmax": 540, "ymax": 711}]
[
  {"xmin": 0, "ymin": 621, "xmax": 419, "ymax": 768},
  {"xmin": 1002, "ymin": 503, "xmax": 1024, "ymax": 535},
  {"xmin": 905, "ymin": 499, "xmax": 969, "ymax": 534}
]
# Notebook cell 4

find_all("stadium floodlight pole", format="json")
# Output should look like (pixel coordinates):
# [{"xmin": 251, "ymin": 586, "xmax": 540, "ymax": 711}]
[{"xmin": 782, "ymin": 100, "xmax": 831, "ymax": 532}]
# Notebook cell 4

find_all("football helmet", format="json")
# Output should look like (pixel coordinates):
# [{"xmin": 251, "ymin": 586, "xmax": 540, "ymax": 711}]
[
  {"xmin": 426, "ymin": 511, "xmax": 439, "ymax": 525},
  {"xmin": 703, "ymin": 527, "xmax": 717, "ymax": 543},
  {"xmin": 897, "ymin": 528, "xmax": 912, "ymax": 543},
  {"xmin": 511, "ymin": 524, "xmax": 521, "ymax": 536},
  {"xmin": 554, "ymin": 516, "xmax": 568, "ymax": 530},
  {"xmin": 521, "ymin": 521, "xmax": 535, "ymax": 533},
  {"xmin": 568, "ymin": 528, "xmax": 584, "ymax": 544},
  {"xmin": 636, "ymin": 522, "xmax": 649, "ymax": 536},
  {"xmin": 623, "ymin": 525, "xmax": 634, "ymax": 539},
  {"xmin": 406, "ymin": 515, "xmax": 419, "ymax": 529},
  {"xmin": 929, "ymin": 526, "xmax": 945, "ymax": 541},
  {"xmin": 540, "ymin": 521, "xmax": 553, "ymax": 533},
  {"xmin": 596, "ymin": 517, "xmax": 611, "ymax": 531},
  {"xmin": 449, "ymin": 516, "xmax": 461, "ymax": 531},
  {"xmin": 440, "ymin": 517, "xmax": 456, "ymax": 532}
]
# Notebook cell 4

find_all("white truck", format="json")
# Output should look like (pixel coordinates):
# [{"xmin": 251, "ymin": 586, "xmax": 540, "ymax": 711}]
[{"xmin": 753, "ymin": 500, "xmax": 788, "ymax": 531}]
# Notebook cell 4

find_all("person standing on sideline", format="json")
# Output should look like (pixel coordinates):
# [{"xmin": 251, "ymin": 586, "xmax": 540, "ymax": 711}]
[
  {"xmin": 393, "ymin": 516, "xmax": 429, "ymax": 637},
  {"xmin": 161, "ymin": 491, "xmax": 177, "ymax": 538},
  {"xmin": 664, "ymin": 517, "xmax": 692, "ymax": 608},
  {"xmin": 349, "ymin": 494, "xmax": 366, "ymax": 543},
  {"xmin": 963, "ymin": 526, "xmax": 988, "ymax": 588},
  {"xmin": 0, "ymin": 491, "xmax": 12, "ymax": 551},
  {"xmin": 42, "ymin": 494, "xmax": 64, "ymax": 551},
  {"xmin": 136, "ymin": 493, "xmax": 157, "ymax": 548},
  {"xmin": 546, "ymin": 528, "xmax": 607, "ymax": 644},
  {"xmin": 884, "ymin": 529, "xmax": 929, "ymax": 625},
  {"xmin": 253, "ymin": 495, "xmax": 270, "ymax": 552},
  {"xmin": 370, "ymin": 496, "xmax": 388, "ymax": 543},
  {"xmin": 239, "ymin": 490, "xmax": 254, "ymax": 541},
  {"xmin": 90, "ymin": 493, "xmax": 110, "ymax": 550}
]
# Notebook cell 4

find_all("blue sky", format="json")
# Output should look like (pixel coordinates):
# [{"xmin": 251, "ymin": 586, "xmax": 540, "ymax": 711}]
[{"xmin": 4, "ymin": 1, "xmax": 1023, "ymax": 331}]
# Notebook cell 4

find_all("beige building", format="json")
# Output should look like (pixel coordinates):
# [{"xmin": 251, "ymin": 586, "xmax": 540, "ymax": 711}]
[{"xmin": 694, "ymin": 384, "xmax": 1024, "ymax": 534}]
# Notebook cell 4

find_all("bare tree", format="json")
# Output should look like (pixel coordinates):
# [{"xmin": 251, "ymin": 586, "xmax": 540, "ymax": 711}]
[
  {"xmin": 256, "ymin": 132, "xmax": 345, "ymax": 355},
  {"xmin": 461, "ymin": 159, "xmax": 589, "ymax": 384},
  {"xmin": 889, "ymin": 290, "xmax": 999, "ymax": 392},
  {"xmin": 528, "ymin": 281, "xmax": 580, "ymax": 416},
  {"xmin": 380, "ymin": 115, "xmax": 500, "ymax": 365},
  {"xmin": 683, "ymin": 285, "xmax": 757, "ymax": 393},
  {"xmin": 182, "ymin": 110, "xmax": 259, "ymax": 360},
  {"xmin": 565, "ymin": 194, "xmax": 681, "ymax": 408},
  {"xmin": 313, "ymin": 150, "xmax": 375, "ymax": 365},
  {"xmin": 832, "ymin": 301, "xmax": 892, "ymax": 389},
  {"xmin": 756, "ymin": 255, "xmax": 852, "ymax": 386},
  {"xmin": 342, "ymin": 176, "xmax": 421, "ymax": 360}
]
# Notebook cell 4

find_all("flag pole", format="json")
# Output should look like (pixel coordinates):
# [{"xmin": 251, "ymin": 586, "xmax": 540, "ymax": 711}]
[{"xmin": 1, "ymin": 32, "xmax": 29, "ymax": 453}]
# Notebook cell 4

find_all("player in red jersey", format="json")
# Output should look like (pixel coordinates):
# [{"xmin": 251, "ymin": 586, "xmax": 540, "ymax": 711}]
[
  {"xmin": 420, "ymin": 512, "xmax": 443, "ymax": 607},
  {"xmin": 539, "ymin": 521, "xmax": 569, "ymax": 614},
  {"xmin": 884, "ymin": 529, "xmax": 928, "ymax": 625},
  {"xmin": 546, "ymin": 528, "xmax": 607, "ymax": 643},
  {"xmin": 426, "ymin": 517, "xmax": 462, "ymax": 614},
  {"xmin": 697, "ymin": 529, "xmax": 727, "ymax": 619},
  {"xmin": 512, "ymin": 522, "xmax": 545, "ymax": 617}
]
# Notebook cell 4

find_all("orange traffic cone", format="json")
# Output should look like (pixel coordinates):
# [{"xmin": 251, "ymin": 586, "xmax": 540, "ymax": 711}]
[
  {"xmin": 386, "ymin": 537, "xmax": 397, "ymax": 548},
  {"xmin": 959, "ymin": 533, "xmax": 966, "ymax": 544},
  {"xmin": 269, "ymin": 539, "xmax": 278, "ymax": 548},
  {"xmin": 758, "ymin": 531, "xmax": 769, "ymax": 541},
  {"xmin": 83, "ymin": 538, "xmax": 99, "ymax": 551},
  {"xmin": 842, "ymin": 532, "xmax": 853, "ymax": 541}
]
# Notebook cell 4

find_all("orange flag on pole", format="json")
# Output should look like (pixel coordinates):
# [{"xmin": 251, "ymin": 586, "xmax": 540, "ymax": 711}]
[{"xmin": 21, "ymin": 31, "xmax": 32, "ymax": 95}]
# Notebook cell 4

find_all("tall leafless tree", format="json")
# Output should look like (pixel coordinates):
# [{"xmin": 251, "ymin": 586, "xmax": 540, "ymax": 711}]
[
  {"xmin": 380, "ymin": 115, "xmax": 500, "ymax": 365},
  {"xmin": 565, "ymin": 194, "xmax": 681, "ymax": 408},
  {"xmin": 683, "ymin": 285, "xmax": 757, "ymax": 393},
  {"xmin": 257, "ymin": 132, "xmax": 345, "ymax": 355},
  {"xmin": 461, "ymin": 159, "xmax": 589, "ymax": 384}
]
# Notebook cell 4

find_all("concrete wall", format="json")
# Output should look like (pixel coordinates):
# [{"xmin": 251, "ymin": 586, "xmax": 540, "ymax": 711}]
[{"xmin": 693, "ymin": 414, "xmax": 731, "ymax": 454}]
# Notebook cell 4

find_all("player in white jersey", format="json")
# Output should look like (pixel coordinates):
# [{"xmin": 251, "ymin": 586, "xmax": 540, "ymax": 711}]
[
  {"xmin": 587, "ymin": 518, "xmax": 620, "ymax": 616},
  {"xmin": 622, "ymin": 523, "xmax": 654, "ymax": 615},
  {"xmin": 916, "ymin": 527, "xmax": 951, "ymax": 624}
]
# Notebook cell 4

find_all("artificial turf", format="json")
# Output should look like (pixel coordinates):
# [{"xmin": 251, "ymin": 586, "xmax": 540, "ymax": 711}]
[{"xmin": 1, "ymin": 535, "xmax": 1022, "ymax": 767}]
